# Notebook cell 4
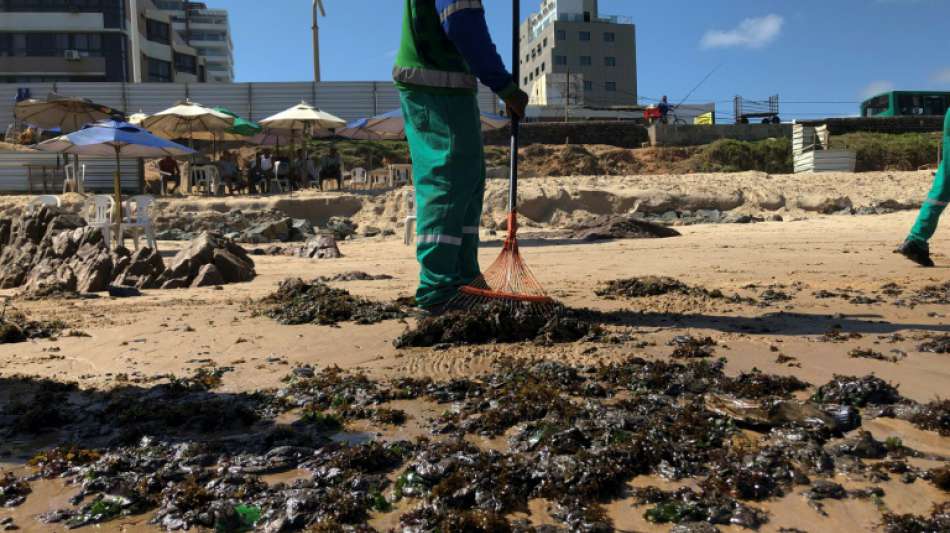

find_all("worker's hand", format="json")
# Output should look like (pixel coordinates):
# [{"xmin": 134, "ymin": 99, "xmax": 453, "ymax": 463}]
[{"xmin": 503, "ymin": 88, "xmax": 530, "ymax": 120}]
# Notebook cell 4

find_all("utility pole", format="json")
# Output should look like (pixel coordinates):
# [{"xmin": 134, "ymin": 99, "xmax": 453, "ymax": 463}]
[
  {"xmin": 564, "ymin": 70, "xmax": 570, "ymax": 123},
  {"xmin": 312, "ymin": 0, "xmax": 326, "ymax": 83}
]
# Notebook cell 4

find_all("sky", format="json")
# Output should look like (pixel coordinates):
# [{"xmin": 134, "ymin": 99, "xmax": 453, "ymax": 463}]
[{"xmin": 222, "ymin": 0, "xmax": 950, "ymax": 120}]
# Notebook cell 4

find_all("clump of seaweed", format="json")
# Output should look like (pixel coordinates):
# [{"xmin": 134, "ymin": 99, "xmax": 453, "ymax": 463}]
[
  {"xmin": 0, "ymin": 308, "xmax": 68, "ymax": 344},
  {"xmin": 595, "ymin": 276, "xmax": 725, "ymax": 300},
  {"xmin": 880, "ymin": 501, "xmax": 950, "ymax": 533},
  {"xmin": 394, "ymin": 302, "xmax": 599, "ymax": 348},
  {"xmin": 670, "ymin": 335, "xmax": 717, "ymax": 359},
  {"xmin": 907, "ymin": 399, "xmax": 950, "ymax": 436},
  {"xmin": 811, "ymin": 375, "xmax": 903, "ymax": 407},
  {"xmin": 0, "ymin": 471, "xmax": 31, "ymax": 507},
  {"xmin": 259, "ymin": 278, "xmax": 406, "ymax": 326},
  {"xmin": 918, "ymin": 335, "xmax": 950, "ymax": 354}
]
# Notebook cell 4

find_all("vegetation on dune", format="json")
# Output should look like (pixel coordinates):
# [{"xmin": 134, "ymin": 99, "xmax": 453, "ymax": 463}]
[
  {"xmin": 830, "ymin": 132, "xmax": 941, "ymax": 172},
  {"xmin": 295, "ymin": 131, "xmax": 940, "ymax": 176}
]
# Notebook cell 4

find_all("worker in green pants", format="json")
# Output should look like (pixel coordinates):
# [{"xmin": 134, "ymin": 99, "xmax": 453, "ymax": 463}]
[
  {"xmin": 897, "ymin": 107, "xmax": 950, "ymax": 267},
  {"xmin": 394, "ymin": 0, "xmax": 528, "ymax": 311}
]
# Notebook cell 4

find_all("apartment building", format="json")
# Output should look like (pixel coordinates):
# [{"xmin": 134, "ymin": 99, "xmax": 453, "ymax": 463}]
[
  {"xmin": 0, "ymin": 0, "xmax": 207, "ymax": 83},
  {"xmin": 154, "ymin": 1, "xmax": 233, "ymax": 82},
  {"xmin": 520, "ymin": 0, "xmax": 637, "ymax": 108}
]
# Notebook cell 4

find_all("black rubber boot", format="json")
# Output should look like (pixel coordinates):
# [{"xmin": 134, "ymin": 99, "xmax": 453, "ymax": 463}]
[{"xmin": 896, "ymin": 239, "xmax": 935, "ymax": 267}]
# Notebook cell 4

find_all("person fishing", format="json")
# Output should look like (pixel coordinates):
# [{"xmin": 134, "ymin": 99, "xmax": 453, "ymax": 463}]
[
  {"xmin": 394, "ymin": 0, "xmax": 529, "ymax": 312},
  {"xmin": 897, "ymin": 106, "xmax": 950, "ymax": 266}
]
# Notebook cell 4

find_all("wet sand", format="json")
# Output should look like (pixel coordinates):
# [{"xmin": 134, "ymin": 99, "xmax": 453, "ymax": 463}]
[{"xmin": 1, "ymin": 210, "xmax": 949, "ymax": 531}]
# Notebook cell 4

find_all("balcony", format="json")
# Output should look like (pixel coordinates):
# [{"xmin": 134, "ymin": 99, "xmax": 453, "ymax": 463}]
[
  {"xmin": 530, "ymin": 12, "xmax": 633, "ymax": 41},
  {"xmin": 0, "ymin": 56, "xmax": 106, "ymax": 76}
]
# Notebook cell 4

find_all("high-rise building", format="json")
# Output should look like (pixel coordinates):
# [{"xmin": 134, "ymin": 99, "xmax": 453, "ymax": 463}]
[
  {"xmin": 154, "ymin": 1, "xmax": 234, "ymax": 82},
  {"xmin": 0, "ymin": 0, "xmax": 208, "ymax": 84},
  {"xmin": 520, "ymin": 0, "xmax": 637, "ymax": 108}
]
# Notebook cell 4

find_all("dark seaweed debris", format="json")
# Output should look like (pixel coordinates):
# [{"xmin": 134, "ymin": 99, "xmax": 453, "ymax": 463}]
[
  {"xmin": 595, "ymin": 276, "xmax": 725, "ymax": 300},
  {"xmin": 913, "ymin": 281, "xmax": 950, "ymax": 304},
  {"xmin": 0, "ymin": 308, "xmax": 67, "ymax": 344},
  {"xmin": 880, "ymin": 501, "xmax": 950, "ymax": 533},
  {"xmin": 317, "ymin": 271, "xmax": 394, "ymax": 282},
  {"xmin": 907, "ymin": 400, "xmax": 950, "ymax": 436},
  {"xmin": 669, "ymin": 335, "xmax": 717, "ymax": 359},
  {"xmin": 0, "ymin": 471, "xmax": 31, "ymax": 507},
  {"xmin": 849, "ymin": 348, "xmax": 904, "ymax": 363},
  {"xmin": 811, "ymin": 375, "xmax": 903, "ymax": 407},
  {"xmin": 259, "ymin": 278, "xmax": 406, "ymax": 326},
  {"xmin": 918, "ymin": 335, "xmax": 950, "ymax": 354},
  {"xmin": 394, "ymin": 302, "xmax": 600, "ymax": 348}
]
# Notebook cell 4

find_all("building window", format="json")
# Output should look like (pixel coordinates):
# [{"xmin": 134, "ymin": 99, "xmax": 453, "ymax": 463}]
[
  {"xmin": 524, "ymin": 77, "xmax": 528, "ymax": 86},
  {"xmin": 604, "ymin": 56, "xmax": 616, "ymax": 67},
  {"xmin": 604, "ymin": 32, "xmax": 616, "ymax": 42},
  {"xmin": 535, "ymin": 67, "xmax": 540, "ymax": 77},
  {"xmin": 541, "ymin": 62, "xmax": 545, "ymax": 72},
  {"xmin": 554, "ymin": 55, "xmax": 567, "ymax": 66},
  {"xmin": 556, "ymin": 30, "xmax": 567, "ymax": 41},
  {"xmin": 543, "ymin": 37, "xmax": 548, "ymax": 48},
  {"xmin": 146, "ymin": 19, "xmax": 171, "ymax": 45},
  {"xmin": 174, "ymin": 52, "xmax": 197, "ymax": 74},
  {"xmin": 579, "ymin": 31, "xmax": 591, "ymax": 41},
  {"xmin": 147, "ymin": 57, "xmax": 173, "ymax": 82},
  {"xmin": 580, "ymin": 56, "xmax": 591, "ymax": 66},
  {"xmin": 605, "ymin": 81, "xmax": 617, "ymax": 92},
  {"xmin": 584, "ymin": 80, "xmax": 593, "ymax": 91},
  {"xmin": 529, "ymin": 72, "xmax": 534, "ymax": 81}
]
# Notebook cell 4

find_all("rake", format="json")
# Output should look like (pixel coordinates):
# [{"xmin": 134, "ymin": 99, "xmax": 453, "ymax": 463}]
[{"xmin": 451, "ymin": 0, "xmax": 557, "ymax": 315}]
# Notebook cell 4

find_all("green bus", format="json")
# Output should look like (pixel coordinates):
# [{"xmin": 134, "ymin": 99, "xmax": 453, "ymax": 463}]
[{"xmin": 860, "ymin": 91, "xmax": 950, "ymax": 117}]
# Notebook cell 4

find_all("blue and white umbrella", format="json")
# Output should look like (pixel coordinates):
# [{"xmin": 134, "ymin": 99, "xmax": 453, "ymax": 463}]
[
  {"xmin": 338, "ymin": 109, "xmax": 509, "ymax": 140},
  {"xmin": 36, "ymin": 120, "xmax": 195, "ymax": 241}
]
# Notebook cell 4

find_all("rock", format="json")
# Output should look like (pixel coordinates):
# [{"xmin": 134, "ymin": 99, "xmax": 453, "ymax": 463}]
[
  {"xmin": 796, "ymin": 195, "xmax": 853, "ymax": 215},
  {"xmin": 74, "ymin": 248, "xmax": 113, "ymax": 293},
  {"xmin": 325, "ymin": 217, "xmax": 357, "ymax": 240},
  {"xmin": 362, "ymin": 226, "xmax": 382, "ymax": 238},
  {"xmin": 694, "ymin": 209, "xmax": 722, "ymax": 222},
  {"xmin": 48, "ymin": 213, "xmax": 86, "ymax": 232},
  {"xmin": 168, "ymin": 232, "xmax": 217, "ymax": 280},
  {"xmin": 155, "ymin": 228, "xmax": 193, "ymax": 241},
  {"xmin": 770, "ymin": 214, "xmax": 784, "ymax": 222},
  {"xmin": 750, "ymin": 189, "xmax": 786, "ymax": 211},
  {"xmin": 298, "ymin": 235, "xmax": 342, "ymax": 260},
  {"xmin": 290, "ymin": 219, "xmax": 315, "ymax": 241},
  {"xmin": 108, "ymin": 285, "xmax": 142, "ymax": 298},
  {"xmin": 243, "ymin": 218, "xmax": 291, "ymax": 243},
  {"xmin": 191, "ymin": 264, "xmax": 225, "ymax": 287},
  {"xmin": 212, "ymin": 249, "xmax": 255, "ymax": 283},
  {"xmin": 161, "ymin": 277, "xmax": 191, "ymax": 290}
]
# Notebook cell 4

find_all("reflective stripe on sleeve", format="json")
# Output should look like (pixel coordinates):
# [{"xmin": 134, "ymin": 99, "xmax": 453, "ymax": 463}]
[
  {"xmin": 439, "ymin": 0, "xmax": 484, "ymax": 22},
  {"xmin": 417, "ymin": 234, "xmax": 463, "ymax": 246}
]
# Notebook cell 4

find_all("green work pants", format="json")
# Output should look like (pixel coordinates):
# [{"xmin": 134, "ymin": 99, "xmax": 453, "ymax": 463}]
[
  {"xmin": 399, "ymin": 89, "xmax": 485, "ymax": 308},
  {"xmin": 908, "ymin": 110, "xmax": 950, "ymax": 244}
]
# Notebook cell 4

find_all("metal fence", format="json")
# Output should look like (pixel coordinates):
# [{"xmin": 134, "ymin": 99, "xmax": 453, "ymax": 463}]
[
  {"xmin": 0, "ymin": 152, "xmax": 141, "ymax": 194},
  {"xmin": 0, "ymin": 81, "xmax": 501, "ymax": 126}
]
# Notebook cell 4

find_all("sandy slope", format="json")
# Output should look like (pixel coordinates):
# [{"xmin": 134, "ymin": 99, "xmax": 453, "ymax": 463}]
[{"xmin": 1, "ymin": 210, "xmax": 949, "ymax": 532}]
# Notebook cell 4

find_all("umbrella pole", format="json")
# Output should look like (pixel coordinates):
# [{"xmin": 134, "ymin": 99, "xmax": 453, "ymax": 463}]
[{"xmin": 113, "ymin": 146, "xmax": 123, "ymax": 249}]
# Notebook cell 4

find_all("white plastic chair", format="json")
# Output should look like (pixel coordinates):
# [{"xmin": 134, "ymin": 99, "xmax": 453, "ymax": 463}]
[
  {"xmin": 390, "ymin": 164, "xmax": 412, "ymax": 188},
  {"xmin": 271, "ymin": 161, "xmax": 291, "ymax": 193},
  {"xmin": 87, "ymin": 195, "xmax": 114, "ymax": 244},
  {"xmin": 30, "ymin": 195, "xmax": 61, "ymax": 209},
  {"xmin": 191, "ymin": 165, "xmax": 220, "ymax": 196},
  {"xmin": 403, "ymin": 188, "xmax": 417, "ymax": 246},
  {"xmin": 63, "ymin": 163, "xmax": 85, "ymax": 194},
  {"xmin": 120, "ymin": 194, "xmax": 157, "ymax": 250},
  {"xmin": 349, "ymin": 167, "xmax": 368, "ymax": 190}
]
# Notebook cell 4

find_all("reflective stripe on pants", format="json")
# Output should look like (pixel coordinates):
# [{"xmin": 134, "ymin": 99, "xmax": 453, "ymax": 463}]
[{"xmin": 400, "ymin": 89, "xmax": 485, "ymax": 308}]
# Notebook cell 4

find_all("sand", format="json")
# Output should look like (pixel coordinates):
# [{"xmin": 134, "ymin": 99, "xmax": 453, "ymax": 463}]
[{"xmin": 0, "ymin": 178, "xmax": 948, "ymax": 531}]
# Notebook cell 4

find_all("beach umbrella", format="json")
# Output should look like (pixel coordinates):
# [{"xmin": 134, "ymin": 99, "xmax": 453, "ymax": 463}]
[
  {"xmin": 127, "ymin": 111, "xmax": 149, "ymax": 125},
  {"xmin": 248, "ymin": 128, "xmax": 298, "ymax": 147},
  {"xmin": 258, "ymin": 101, "xmax": 345, "ymax": 132},
  {"xmin": 15, "ymin": 93, "xmax": 124, "ymax": 133},
  {"xmin": 35, "ymin": 120, "xmax": 195, "ymax": 246},
  {"xmin": 337, "ymin": 109, "xmax": 509, "ymax": 140},
  {"xmin": 260, "ymin": 102, "xmax": 345, "ymax": 185},
  {"xmin": 189, "ymin": 107, "xmax": 262, "ymax": 141},
  {"xmin": 142, "ymin": 99, "xmax": 234, "ymax": 147}
]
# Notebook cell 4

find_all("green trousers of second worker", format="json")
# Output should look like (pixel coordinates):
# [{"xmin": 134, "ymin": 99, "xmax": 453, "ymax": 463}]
[
  {"xmin": 908, "ymin": 110, "xmax": 950, "ymax": 244},
  {"xmin": 399, "ymin": 89, "xmax": 485, "ymax": 308}
]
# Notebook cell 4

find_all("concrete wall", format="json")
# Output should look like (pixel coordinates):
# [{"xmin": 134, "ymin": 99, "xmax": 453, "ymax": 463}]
[
  {"xmin": 484, "ymin": 121, "xmax": 649, "ymax": 148},
  {"xmin": 798, "ymin": 117, "xmax": 944, "ymax": 135},
  {"xmin": 648, "ymin": 124, "xmax": 792, "ymax": 147}
]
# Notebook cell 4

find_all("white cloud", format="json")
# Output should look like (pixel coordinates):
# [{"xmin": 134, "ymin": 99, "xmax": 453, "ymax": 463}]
[
  {"xmin": 861, "ymin": 80, "xmax": 895, "ymax": 99},
  {"xmin": 933, "ymin": 68, "xmax": 950, "ymax": 85},
  {"xmin": 701, "ymin": 14, "xmax": 784, "ymax": 49}
]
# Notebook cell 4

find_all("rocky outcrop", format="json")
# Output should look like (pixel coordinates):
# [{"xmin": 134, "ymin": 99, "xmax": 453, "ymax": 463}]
[
  {"xmin": 0, "ymin": 208, "xmax": 255, "ymax": 297},
  {"xmin": 295, "ymin": 235, "xmax": 343, "ymax": 260}
]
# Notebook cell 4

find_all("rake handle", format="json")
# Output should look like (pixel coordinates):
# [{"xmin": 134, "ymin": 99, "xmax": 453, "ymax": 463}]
[{"xmin": 507, "ymin": 0, "xmax": 521, "ymax": 238}]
